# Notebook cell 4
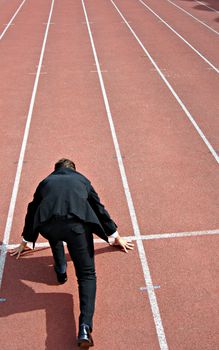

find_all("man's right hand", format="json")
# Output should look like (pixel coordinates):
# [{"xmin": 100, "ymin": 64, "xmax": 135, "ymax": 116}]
[{"xmin": 10, "ymin": 241, "xmax": 28, "ymax": 259}]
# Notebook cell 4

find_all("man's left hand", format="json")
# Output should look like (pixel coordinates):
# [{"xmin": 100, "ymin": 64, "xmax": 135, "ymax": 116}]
[{"xmin": 110, "ymin": 235, "xmax": 134, "ymax": 253}]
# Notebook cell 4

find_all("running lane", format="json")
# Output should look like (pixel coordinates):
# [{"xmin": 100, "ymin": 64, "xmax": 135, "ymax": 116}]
[
  {"xmin": 9, "ymin": 0, "xmax": 132, "ymax": 245},
  {"xmin": 0, "ymin": 0, "xmax": 52, "ymax": 238}
]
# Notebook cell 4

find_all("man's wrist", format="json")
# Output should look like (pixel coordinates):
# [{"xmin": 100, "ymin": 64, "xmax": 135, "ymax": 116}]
[{"xmin": 109, "ymin": 231, "xmax": 119, "ymax": 239}]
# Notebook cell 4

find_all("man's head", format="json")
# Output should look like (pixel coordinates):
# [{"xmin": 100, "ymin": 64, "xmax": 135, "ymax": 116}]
[{"xmin": 54, "ymin": 158, "xmax": 76, "ymax": 171}]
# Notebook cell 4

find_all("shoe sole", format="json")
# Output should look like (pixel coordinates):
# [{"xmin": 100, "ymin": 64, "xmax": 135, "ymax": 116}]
[
  {"xmin": 78, "ymin": 341, "xmax": 94, "ymax": 348},
  {"xmin": 57, "ymin": 278, "xmax": 67, "ymax": 284},
  {"xmin": 77, "ymin": 337, "xmax": 94, "ymax": 348},
  {"xmin": 54, "ymin": 267, "xmax": 68, "ymax": 284}
]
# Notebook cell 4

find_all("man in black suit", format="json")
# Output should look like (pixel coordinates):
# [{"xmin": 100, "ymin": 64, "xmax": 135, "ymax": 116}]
[{"xmin": 11, "ymin": 158, "xmax": 134, "ymax": 348}]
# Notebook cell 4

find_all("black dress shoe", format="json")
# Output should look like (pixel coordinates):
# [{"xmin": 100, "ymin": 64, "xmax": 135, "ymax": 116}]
[
  {"xmin": 54, "ymin": 267, "xmax": 67, "ymax": 284},
  {"xmin": 77, "ymin": 324, "xmax": 94, "ymax": 348}
]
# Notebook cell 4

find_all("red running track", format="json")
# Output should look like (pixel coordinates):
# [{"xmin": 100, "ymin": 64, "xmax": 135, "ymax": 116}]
[{"xmin": 0, "ymin": 0, "xmax": 219, "ymax": 349}]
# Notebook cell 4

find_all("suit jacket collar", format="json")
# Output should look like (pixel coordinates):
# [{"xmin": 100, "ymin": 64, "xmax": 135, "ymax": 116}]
[{"xmin": 52, "ymin": 167, "xmax": 76, "ymax": 175}]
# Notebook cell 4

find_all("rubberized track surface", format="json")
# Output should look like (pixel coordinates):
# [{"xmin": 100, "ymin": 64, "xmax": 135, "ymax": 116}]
[{"xmin": 0, "ymin": 1, "xmax": 219, "ymax": 349}]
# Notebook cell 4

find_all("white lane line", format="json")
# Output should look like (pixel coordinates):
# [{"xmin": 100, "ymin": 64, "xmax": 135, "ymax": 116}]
[
  {"xmin": 196, "ymin": 0, "xmax": 219, "ymax": 13},
  {"xmin": 110, "ymin": 0, "xmax": 219, "ymax": 164},
  {"xmin": 4, "ymin": 228, "xmax": 219, "ymax": 249},
  {"xmin": 165, "ymin": 0, "xmax": 219, "ymax": 35},
  {"xmin": 28, "ymin": 72, "xmax": 48, "ymax": 75},
  {"xmin": 0, "ymin": 0, "xmax": 55, "ymax": 289},
  {"xmin": 90, "ymin": 70, "xmax": 108, "ymax": 73},
  {"xmin": 138, "ymin": 0, "xmax": 219, "ymax": 73},
  {"xmin": 81, "ymin": 1, "xmax": 168, "ymax": 349},
  {"xmin": 0, "ymin": 0, "xmax": 26, "ymax": 40}
]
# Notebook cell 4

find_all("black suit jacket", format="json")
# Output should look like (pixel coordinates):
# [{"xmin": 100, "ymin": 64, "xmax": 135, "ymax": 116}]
[{"xmin": 22, "ymin": 168, "xmax": 117, "ymax": 244}]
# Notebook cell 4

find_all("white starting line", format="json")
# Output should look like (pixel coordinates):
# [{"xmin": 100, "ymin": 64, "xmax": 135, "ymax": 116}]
[{"xmin": 2, "ymin": 228, "xmax": 219, "ymax": 250}]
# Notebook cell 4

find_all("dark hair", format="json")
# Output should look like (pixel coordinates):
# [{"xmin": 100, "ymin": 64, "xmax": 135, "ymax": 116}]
[{"xmin": 54, "ymin": 158, "xmax": 76, "ymax": 171}]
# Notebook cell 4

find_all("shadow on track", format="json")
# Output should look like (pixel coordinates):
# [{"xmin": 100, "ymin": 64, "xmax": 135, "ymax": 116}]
[
  {"xmin": 1, "ymin": 251, "xmax": 78, "ymax": 350},
  {"xmin": 180, "ymin": 0, "xmax": 219, "ymax": 21},
  {"xmin": 0, "ymin": 243, "xmax": 119, "ymax": 349}
]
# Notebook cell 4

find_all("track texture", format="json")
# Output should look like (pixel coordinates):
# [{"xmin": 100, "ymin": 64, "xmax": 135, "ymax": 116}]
[{"xmin": 0, "ymin": 1, "xmax": 218, "ymax": 349}]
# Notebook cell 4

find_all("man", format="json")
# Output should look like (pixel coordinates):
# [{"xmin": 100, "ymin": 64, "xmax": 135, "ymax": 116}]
[{"xmin": 11, "ymin": 158, "xmax": 134, "ymax": 348}]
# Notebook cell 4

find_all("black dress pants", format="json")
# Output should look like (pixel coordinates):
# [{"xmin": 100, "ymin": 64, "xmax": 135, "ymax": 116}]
[{"xmin": 40, "ymin": 217, "xmax": 96, "ymax": 330}]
